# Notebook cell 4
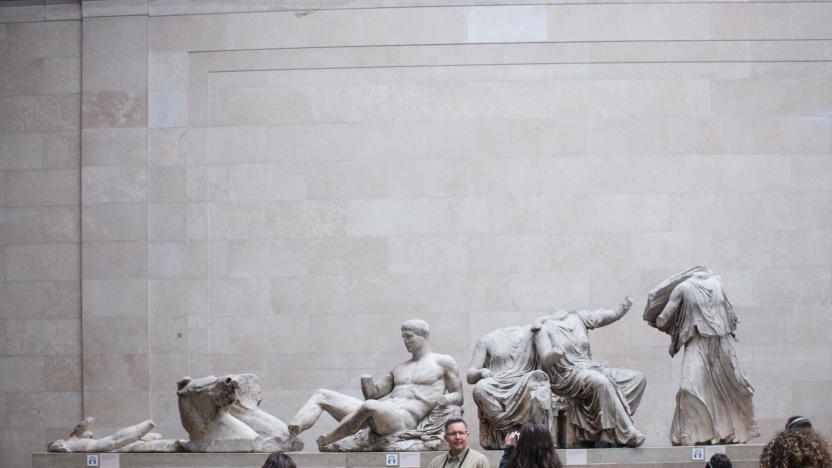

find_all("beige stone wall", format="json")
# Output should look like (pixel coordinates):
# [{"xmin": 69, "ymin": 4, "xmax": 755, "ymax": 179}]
[
  {"xmin": 2, "ymin": 1, "xmax": 832, "ymax": 466},
  {"xmin": 0, "ymin": 5, "xmax": 82, "ymax": 468}
]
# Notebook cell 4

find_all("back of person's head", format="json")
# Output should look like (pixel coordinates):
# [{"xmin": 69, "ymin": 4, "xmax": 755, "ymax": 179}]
[
  {"xmin": 785, "ymin": 415, "xmax": 813, "ymax": 430},
  {"xmin": 505, "ymin": 422, "xmax": 563, "ymax": 468},
  {"xmin": 760, "ymin": 428, "xmax": 832, "ymax": 468},
  {"xmin": 707, "ymin": 453, "xmax": 732, "ymax": 468},
  {"xmin": 262, "ymin": 452, "xmax": 296, "ymax": 468}
]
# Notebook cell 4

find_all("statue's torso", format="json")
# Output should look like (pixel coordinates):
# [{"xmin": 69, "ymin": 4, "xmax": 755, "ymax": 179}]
[
  {"xmin": 544, "ymin": 314, "xmax": 594, "ymax": 373},
  {"xmin": 385, "ymin": 354, "xmax": 451, "ymax": 418},
  {"xmin": 483, "ymin": 326, "xmax": 537, "ymax": 373}
]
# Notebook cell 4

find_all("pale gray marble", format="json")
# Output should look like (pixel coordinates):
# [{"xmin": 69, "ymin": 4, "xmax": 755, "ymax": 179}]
[
  {"xmin": 47, "ymin": 417, "xmax": 166, "ymax": 452},
  {"xmin": 288, "ymin": 320, "xmax": 463, "ymax": 452},
  {"xmin": 645, "ymin": 267, "xmax": 759, "ymax": 446},
  {"xmin": 467, "ymin": 325, "xmax": 554, "ymax": 449},
  {"xmin": 534, "ymin": 298, "xmax": 646, "ymax": 448},
  {"xmin": 177, "ymin": 373, "xmax": 302, "ymax": 452}
]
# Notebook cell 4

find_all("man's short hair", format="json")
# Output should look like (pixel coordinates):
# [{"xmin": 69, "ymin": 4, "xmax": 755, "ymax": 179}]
[
  {"xmin": 401, "ymin": 319, "xmax": 430, "ymax": 339},
  {"xmin": 444, "ymin": 418, "xmax": 467, "ymax": 431}
]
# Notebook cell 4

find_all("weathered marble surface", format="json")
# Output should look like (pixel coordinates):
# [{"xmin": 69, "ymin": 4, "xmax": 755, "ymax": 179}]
[
  {"xmin": 177, "ymin": 373, "xmax": 302, "ymax": 452},
  {"xmin": 534, "ymin": 298, "xmax": 646, "ymax": 447},
  {"xmin": 467, "ymin": 325, "xmax": 554, "ymax": 449},
  {"xmin": 47, "ymin": 417, "xmax": 172, "ymax": 452},
  {"xmin": 288, "ymin": 319, "xmax": 463, "ymax": 451},
  {"xmin": 32, "ymin": 444, "xmax": 769, "ymax": 468},
  {"xmin": 645, "ymin": 267, "xmax": 759, "ymax": 446}
]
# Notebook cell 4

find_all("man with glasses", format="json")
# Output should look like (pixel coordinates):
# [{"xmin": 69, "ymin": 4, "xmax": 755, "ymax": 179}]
[{"xmin": 429, "ymin": 419, "xmax": 490, "ymax": 468}]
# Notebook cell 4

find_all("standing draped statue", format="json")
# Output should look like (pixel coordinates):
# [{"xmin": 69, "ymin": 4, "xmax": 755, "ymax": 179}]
[
  {"xmin": 645, "ymin": 266, "xmax": 759, "ymax": 445},
  {"xmin": 467, "ymin": 325, "xmax": 554, "ymax": 449}
]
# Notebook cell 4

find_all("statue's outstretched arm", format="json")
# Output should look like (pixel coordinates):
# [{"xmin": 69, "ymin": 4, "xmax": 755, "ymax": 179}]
[{"xmin": 587, "ymin": 296, "xmax": 634, "ymax": 329}]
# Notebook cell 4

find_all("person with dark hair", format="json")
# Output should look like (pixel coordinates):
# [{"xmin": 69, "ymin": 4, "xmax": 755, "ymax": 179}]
[
  {"xmin": 785, "ymin": 416, "xmax": 812, "ymax": 430},
  {"xmin": 499, "ymin": 422, "xmax": 563, "ymax": 468},
  {"xmin": 707, "ymin": 453, "xmax": 732, "ymax": 468},
  {"xmin": 428, "ymin": 419, "xmax": 490, "ymax": 468},
  {"xmin": 760, "ymin": 427, "xmax": 832, "ymax": 468},
  {"xmin": 261, "ymin": 452, "xmax": 296, "ymax": 468}
]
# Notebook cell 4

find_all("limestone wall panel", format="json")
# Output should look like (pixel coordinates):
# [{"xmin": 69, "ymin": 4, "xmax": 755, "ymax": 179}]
[
  {"xmin": 44, "ymin": 131, "xmax": 80, "ymax": 169},
  {"xmin": 0, "ymin": 206, "xmax": 78, "ymax": 244},
  {"xmin": 82, "ymin": 278, "xmax": 147, "ymax": 318},
  {"xmin": 82, "ymin": 203, "xmax": 147, "ymax": 242},
  {"xmin": 81, "ymin": 241, "xmax": 147, "ymax": 279},
  {"xmin": 81, "ymin": 166, "xmax": 147, "ymax": 205},
  {"xmin": 148, "ymin": 203, "xmax": 187, "ymax": 241},
  {"xmin": 82, "ymin": 320, "xmax": 149, "ymax": 356},
  {"xmin": 82, "ymin": 55, "xmax": 147, "ymax": 92},
  {"xmin": 82, "ymin": 90, "xmax": 147, "ymax": 128},
  {"xmin": 0, "ymin": 95, "xmax": 79, "ymax": 132},
  {"xmin": 148, "ymin": 127, "xmax": 187, "ymax": 166},
  {"xmin": 82, "ymin": 390, "xmax": 149, "ymax": 433},
  {"xmin": 147, "ymin": 278, "xmax": 188, "ymax": 319},
  {"xmin": 0, "ymin": 2, "xmax": 831, "ymax": 461},
  {"xmin": 148, "ymin": 241, "xmax": 188, "ymax": 279},
  {"xmin": 5, "ymin": 244, "xmax": 79, "ymax": 282},
  {"xmin": 44, "ymin": 356, "xmax": 82, "ymax": 393},
  {"xmin": 0, "ymin": 21, "xmax": 79, "ymax": 58},
  {"xmin": 148, "ymin": 353, "xmax": 188, "ymax": 391}
]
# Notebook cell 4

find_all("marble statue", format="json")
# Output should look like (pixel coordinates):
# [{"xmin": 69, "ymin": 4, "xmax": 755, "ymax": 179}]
[
  {"xmin": 645, "ymin": 266, "xmax": 759, "ymax": 446},
  {"xmin": 288, "ymin": 319, "xmax": 464, "ymax": 451},
  {"xmin": 177, "ymin": 373, "xmax": 303, "ymax": 452},
  {"xmin": 533, "ymin": 297, "xmax": 646, "ymax": 447},
  {"xmin": 467, "ymin": 325, "xmax": 554, "ymax": 449},
  {"xmin": 47, "ymin": 417, "xmax": 172, "ymax": 452}
]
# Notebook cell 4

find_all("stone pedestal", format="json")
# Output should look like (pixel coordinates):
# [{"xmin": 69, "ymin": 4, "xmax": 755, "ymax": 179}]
[{"xmin": 33, "ymin": 445, "xmax": 765, "ymax": 468}]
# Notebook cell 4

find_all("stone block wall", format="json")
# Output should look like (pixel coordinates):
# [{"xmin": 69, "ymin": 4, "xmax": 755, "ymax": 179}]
[
  {"xmin": 1, "ymin": 1, "xmax": 831, "ymax": 467},
  {"xmin": 0, "ymin": 4, "xmax": 82, "ymax": 468}
]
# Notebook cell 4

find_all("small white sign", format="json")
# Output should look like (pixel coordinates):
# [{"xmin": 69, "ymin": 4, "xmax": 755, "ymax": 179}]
[
  {"xmin": 385, "ymin": 453, "xmax": 399, "ymax": 467},
  {"xmin": 565, "ymin": 449, "xmax": 587, "ymax": 465},
  {"xmin": 705, "ymin": 445, "xmax": 727, "ymax": 459},
  {"xmin": 399, "ymin": 452, "xmax": 420, "ymax": 468},
  {"xmin": 691, "ymin": 447, "xmax": 706, "ymax": 461},
  {"xmin": 86, "ymin": 454, "xmax": 100, "ymax": 467},
  {"xmin": 100, "ymin": 453, "xmax": 120, "ymax": 468}
]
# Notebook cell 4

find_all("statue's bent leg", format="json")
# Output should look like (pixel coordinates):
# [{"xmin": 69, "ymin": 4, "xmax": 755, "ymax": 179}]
[
  {"xmin": 288, "ymin": 389, "xmax": 362, "ymax": 436},
  {"xmin": 605, "ymin": 368, "xmax": 646, "ymax": 414},
  {"xmin": 571, "ymin": 368, "xmax": 644, "ymax": 447},
  {"xmin": 472, "ymin": 381, "xmax": 502, "ymax": 420},
  {"xmin": 317, "ymin": 399, "xmax": 412, "ymax": 447}
]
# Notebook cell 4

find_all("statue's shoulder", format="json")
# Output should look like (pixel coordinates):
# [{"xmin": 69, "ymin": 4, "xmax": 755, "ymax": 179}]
[{"xmin": 432, "ymin": 352, "xmax": 459, "ymax": 369}]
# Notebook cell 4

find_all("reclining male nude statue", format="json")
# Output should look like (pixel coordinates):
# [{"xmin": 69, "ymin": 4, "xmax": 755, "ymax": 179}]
[
  {"xmin": 288, "ymin": 319, "xmax": 464, "ymax": 451},
  {"xmin": 533, "ymin": 297, "xmax": 647, "ymax": 447}
]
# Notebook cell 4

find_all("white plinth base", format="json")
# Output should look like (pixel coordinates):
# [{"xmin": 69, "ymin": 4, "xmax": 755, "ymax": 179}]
[{"xmin": 33, "ymin": 445, "xmax": 764, "ymax": 468}]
